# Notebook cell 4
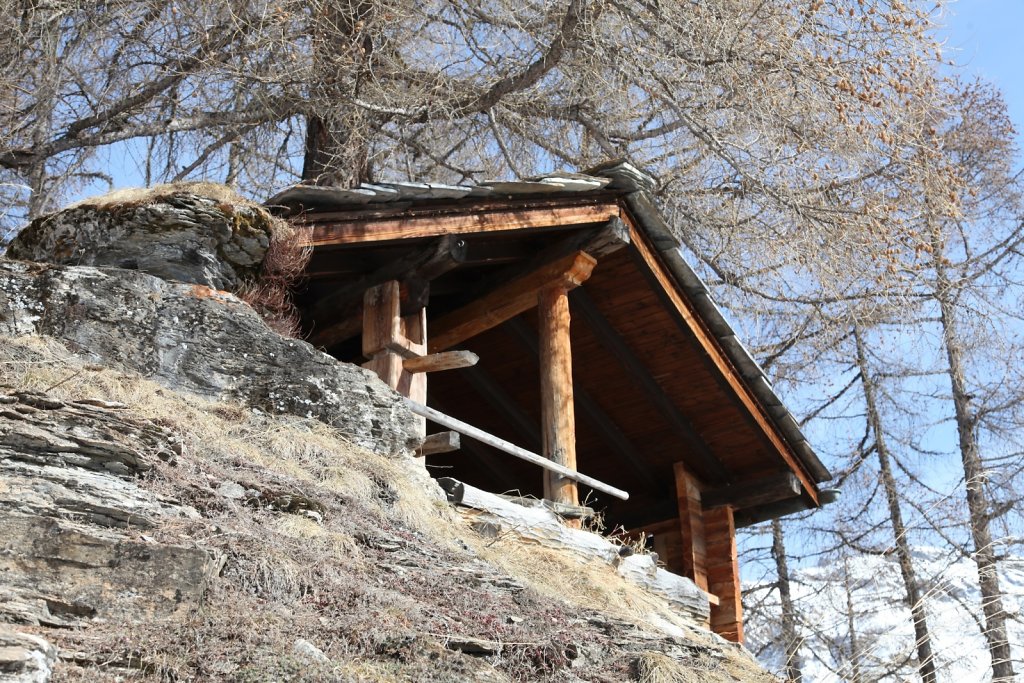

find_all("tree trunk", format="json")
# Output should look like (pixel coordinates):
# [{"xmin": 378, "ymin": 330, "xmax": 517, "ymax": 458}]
[
  {"xmin": 853, "ymin": 327, "xmax": 938, "ymax": 683},
  {"xmin": 929, "ymin": 229, "xmax": 1016, "ymax": 682},
  {"xmin": 771, "ymin": 519, "xmax": 804, "ymax": 682},
  {"xmin": 843, "ymin": 557, "xmax": 864, "ymax": 683},
  {"xmin": 301, "ymin": 1, "xmax": 373, "ymax": 188}
]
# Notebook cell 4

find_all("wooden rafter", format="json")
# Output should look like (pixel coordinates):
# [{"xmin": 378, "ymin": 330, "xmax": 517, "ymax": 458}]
[
  {"xmin": 570, "ymin": 287, "xmax": 731, "ymax": 484},
  {"xmin": 619, "ymin": 214, "xmax": 818, "ymax": 503},
  {"xmin": 701, "ymin": 473, "xmax": 801, "ymax": 510},
  {"xmin": 429, "ymin": 251, "xmax": 596, "ymax": 353}
]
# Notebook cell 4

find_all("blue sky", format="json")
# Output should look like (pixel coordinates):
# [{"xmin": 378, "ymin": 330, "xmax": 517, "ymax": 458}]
[{"xmin": 942, "ymin": 0, "xmax": 1024, "ymax": 144}]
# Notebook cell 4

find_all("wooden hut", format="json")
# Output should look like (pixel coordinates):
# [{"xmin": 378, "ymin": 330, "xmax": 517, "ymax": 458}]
[{"xmin": 269, "ymin": 162, "xmax": 833, "ymax": 643}]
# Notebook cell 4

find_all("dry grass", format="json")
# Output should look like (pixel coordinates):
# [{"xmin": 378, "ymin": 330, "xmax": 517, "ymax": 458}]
[
  {"xmin": 67, "ymin": 181, "xmax": 260, "ymax": 211},
  {"xmin": 0, "ymin": 334, "xmax": 771, "ymax": 682}
]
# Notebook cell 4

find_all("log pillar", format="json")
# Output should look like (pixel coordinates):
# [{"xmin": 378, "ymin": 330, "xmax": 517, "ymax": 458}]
[
  {"xmin": 538, "ymin": 285, "xmax": 579, "ymax": 508},
  {"xmin": 704, "ymin": 504, "xmax": 743, "ymax": 643},
  {"xmin": 362, "ymin": 281, "xmax": 427, "ymax": 438},
  {"xmin": 674, "ymin": 462, "xmax": 709, "ymax": 593}
]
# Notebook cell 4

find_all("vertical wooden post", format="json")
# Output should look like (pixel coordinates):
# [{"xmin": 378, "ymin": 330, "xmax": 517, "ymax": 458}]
[
  {"xmin": 362, "ymin": 280, "xmax": 428, "ymax": 440},
  {"xmin": 674, "ymin": 462, "xmax": 709, "ymax": 593},
  {"xmin": 397, "ymin": 306, "xmax": 427, "ymax": 437},
  {"xmin": 538, "ymin": 285, "xmax": 579, "ymax": 508},
  {"xmin": 704, "ymin": 505, "xmax": 743, "ymax": 643}
]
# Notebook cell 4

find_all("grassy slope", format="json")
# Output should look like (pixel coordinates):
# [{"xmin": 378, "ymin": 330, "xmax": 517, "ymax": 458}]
[{"xmin": 1, "ymin": 335, "xmax": 773, "ymax": 683}]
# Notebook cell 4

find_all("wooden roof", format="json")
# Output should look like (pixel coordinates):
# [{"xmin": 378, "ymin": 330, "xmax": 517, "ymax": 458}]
[{"xmin": 272, "ymin": 164, "xmax": 832, "ymax": 531}]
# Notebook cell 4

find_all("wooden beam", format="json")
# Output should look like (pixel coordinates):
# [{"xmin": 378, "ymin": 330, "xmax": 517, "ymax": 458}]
[
  {"xmin": 403, "ymin": 350, "xmax": 479, "ymax": 374},
  {"xmin": 415, "ymin": 431, "xmax": 460, "ymax": 457},
  {"xmin": 538, "ymin": 285, "xmax": 578, "ymax": 508},
  {"xmin": 570, "ymin": 287, "xmax": 731, "ymax": 484},
  {"xmin": 704, "ymin": 505, "xmax": 743, "ymax": 643},
  {"xmin": 300, "ymin": 202, "xmax": 621, "ymax": 247},
  {"xmin": 403, "ymin": 398, "xmax": 629, "ymax": 501},
  {"xmin": 621, "ymin": 212, "xmax": 819, "ymax": 504},
  {"xmin": 307, "ymin": 235, "xmax": 467, "ymax": 324},
  {"xmin": 428, "ymin": 251, "xmax": 596, "ymax": 353},
  {"xmin": 701, "ymin": 473, "xmax": 801, "ymax": 510},
  {"xmin": 733, "ymin": 489, "xmax": 839, "ymax": 528},
  {"xmin": 504, "ymin": 318, "xmax": 665, "ymax": 494},
  {"xmin": 675, "ymin": 462, "xmax": 709, "ymax": 593}
]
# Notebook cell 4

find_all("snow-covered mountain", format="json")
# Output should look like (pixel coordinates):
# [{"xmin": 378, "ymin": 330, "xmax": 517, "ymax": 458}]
[{"xmin": 745, "ymin": 548, "xmax": 1024, "ymax": 681}]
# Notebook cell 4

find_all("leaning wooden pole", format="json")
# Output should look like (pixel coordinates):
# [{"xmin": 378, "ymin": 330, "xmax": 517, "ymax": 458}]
[
  {"xmin": 403, "ymin": 399, "xmax": 629, "ymax": 501},
  {"xmin": 538, "ymin": 285, "xmax": 579, "ymax": 508}
]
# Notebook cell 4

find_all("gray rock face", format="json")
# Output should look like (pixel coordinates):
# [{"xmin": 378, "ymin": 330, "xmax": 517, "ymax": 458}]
[
  {"xmin": 0, "ymin": 629, "xmax": 57, "ymax": 683},
  {"xmin": 5, "ymin": 192, "xmax": 275, "ymax": 290},
  {"xmin": 0, "ymin": 392, "xmax": 215, "ymax": 627},
  {"xmin": 0, "ymin": 259, "xmax": 419, "ymax": 456}
]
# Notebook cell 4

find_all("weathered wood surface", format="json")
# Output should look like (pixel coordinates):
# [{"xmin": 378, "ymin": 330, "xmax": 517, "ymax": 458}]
[
  {"xmin": 503, "ymin": 318, "xmax": 663, "ymax": 492},
  {"xmin": 623, "ymin": 216, "xmax": 818, "ymax": 503},
  {"xmin": 301, "ymin": 202, "xmax": 621, "ymax": 246},
  {"xmin": 415, "ymin": 431, "xmax": 460, "ymax": 457},
  {"xmin": 704, "ymin": 504, "xmax": 743, "ymax": 643},
  {"xmin": 701, "ymin": 472, "xmax": 801, "ymax": 510},
  {"xmin": 674, "ymin": 462, "xmax": 709, "ymax": 593},
  {"xmin": 403, "ymin": 350, "xmax": 479, "ymax": 374},
  {"xmin": 538, "ymin": 285, "xmax": 578, "ymax": 507},
  {"xmin": 571, "ymin": 287, "xmax": 729, "ymax": 484},
  {"xmin": 308, "ymin": 235, "xmax": 467, "ymax": 324},
  {"xmin": 428, "ymin": 251, "xmax": 596, "ymax": 353},
  {"xmin": 311, "ymin": 278, "xmax": 428, "ymax": 349},
  {"xmin": 404, "ymin": 399, "xmax": 628, "ymax": 501}
]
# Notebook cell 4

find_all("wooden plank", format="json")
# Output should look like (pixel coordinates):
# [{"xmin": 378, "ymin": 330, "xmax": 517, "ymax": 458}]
[
  {"xmin": 301, "ymin": 203, "xmax": 621, "ymax": 246},
  {"xmin": 429, "ymin": 251, "xmax": 596, "ymax": 353},
  {"xmin": 404, "ymin": 350, "xmax": 479, "ymax": 373},
  {"xmin": 703, "ymin": 505, "xmax": 743, "ymax": 643},
  {"xmin": 504, "ymin": 318, "xmax": 665, "ymax": 493},
  {"xmin": 570, "ymin": 287, "xmax": 731, "ymax": 484},
  {"xmin": 403, "ymin": 398, "xmax": 629, "ymax": 501},
  {"xmin": 675, "ymin": 462, "xmax": 709, "ymax": 593},
  {"xmin": 621, "ymin": 213, "xmax": 818, "ymax": 504},
  {"xmin": 415, "ymin": 431, "xmax": 460, "ymax": 457},
  {"xmin": 702, "ymin": 473, "xmax": 801, "ymax": 510},
  {"xmin": 538, "ymin": 285, "xmax": 578, "ymax": 508}
]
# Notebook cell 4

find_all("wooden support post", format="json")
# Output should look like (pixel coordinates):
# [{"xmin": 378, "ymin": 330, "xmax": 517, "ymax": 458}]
[
  {"xmin": 704, "ymin": 505, "xmax": 743, "ymax": 643},
  {"xmin": 674, "ymin": 462, "xmax": 709, "ymax": 593},
  {"xmin": 538, "ymin": 285, "xmax": 579, "ymax": 509},
  {"xmin": 362, "ymin": 281, "xmax": 428, "ymax": 439}
]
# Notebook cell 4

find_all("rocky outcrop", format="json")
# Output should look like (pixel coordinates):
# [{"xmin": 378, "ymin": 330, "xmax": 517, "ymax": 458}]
[
  {"xmin": 6, "ymin": 188, "xmax": 276, "ymax": 291},
  {"xmin": 0, "ymin": 629, "xmax": 57, "ymax": 683},
  {"xmin": 0, "ymin": 392, "xmax": 218, "ymax": 627},
  {"xmin": 0, "ymin": 259, "xmax": 418, "ymax": 455}
]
